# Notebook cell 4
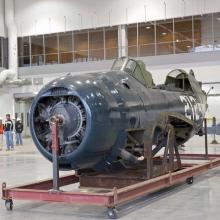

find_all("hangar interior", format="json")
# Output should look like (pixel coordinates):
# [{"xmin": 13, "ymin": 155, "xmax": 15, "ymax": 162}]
[{"xmin": 1, "ymin": 0, "xmax": 220, "ymax": 220}]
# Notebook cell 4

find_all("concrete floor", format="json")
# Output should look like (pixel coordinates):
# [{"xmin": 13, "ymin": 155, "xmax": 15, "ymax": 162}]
[{"xmin": 1, "ymin": 135, "xmax": 220, "ymax": 219}]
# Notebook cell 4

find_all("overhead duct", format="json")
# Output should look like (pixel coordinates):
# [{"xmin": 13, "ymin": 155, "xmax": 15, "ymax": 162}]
[
  {"xmin": 0, "ymin": 69, "xmax": 31, "ymax": 87},
  {"xmin": 0, "ymin": 69, "xmax": 16, "ymax": 84}
]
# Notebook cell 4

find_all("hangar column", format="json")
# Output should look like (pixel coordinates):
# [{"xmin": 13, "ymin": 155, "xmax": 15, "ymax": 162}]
[
  {"xmin": 5, "ymin": 0, "xmax": 18, "ymax": 73},
  {"xmin": 118, "ymin": 25, "xmax": 128, "ymax": 57}
]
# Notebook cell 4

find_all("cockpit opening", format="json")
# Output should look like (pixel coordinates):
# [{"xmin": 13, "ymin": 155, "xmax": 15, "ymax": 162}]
[{"xmin": 164, "ymin": 69, "xmax": 193, "ymax": 92}]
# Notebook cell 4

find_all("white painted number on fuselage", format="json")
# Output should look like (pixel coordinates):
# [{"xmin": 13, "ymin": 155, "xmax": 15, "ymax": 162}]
[{"xmin": 179, "ymin": 96, "xmax": 202, "ymax": 121}]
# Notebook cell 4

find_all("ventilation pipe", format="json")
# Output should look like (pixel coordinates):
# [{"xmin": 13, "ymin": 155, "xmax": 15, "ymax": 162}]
[
  {"xmin": 0, "ymin": 0, "xmax": 28, "ymax": 86},
  {"xmin": 5, "ymin": 0, "xmax": 17, "ymax": 72}
]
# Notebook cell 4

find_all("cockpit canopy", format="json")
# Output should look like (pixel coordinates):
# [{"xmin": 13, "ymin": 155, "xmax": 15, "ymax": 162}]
[
  {"xmin": 111, "ymin": 57, "xmax": 155, "ymax": 87},
  {"xmin": 164, "ymin": 69, "xmax": 202, "ymax": 94}
]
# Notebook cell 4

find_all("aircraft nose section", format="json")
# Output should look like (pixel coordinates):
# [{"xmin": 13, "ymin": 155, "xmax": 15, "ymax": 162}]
[{"xmin": 31, "ymin": 89, "xmax": 88, "ymax": 156}]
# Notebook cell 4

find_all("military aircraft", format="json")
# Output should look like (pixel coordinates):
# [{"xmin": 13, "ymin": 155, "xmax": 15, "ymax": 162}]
[{"xmin": 30, "ymin": 57, "xmax": 207, "ymax": 172}]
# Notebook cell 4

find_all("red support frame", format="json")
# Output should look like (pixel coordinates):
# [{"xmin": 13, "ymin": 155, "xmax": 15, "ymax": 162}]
[{"xmin": 2, "ymin": 155, "xmax": 220, "ymax": 212}]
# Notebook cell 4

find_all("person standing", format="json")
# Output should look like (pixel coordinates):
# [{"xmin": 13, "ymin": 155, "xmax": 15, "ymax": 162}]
[
  {"xmin": 11, "ymin": 117, "xmax": 16, "ymax": 148},
  {"xmin": 0, "ymin": 117, "xmax": 4, "ymax": 151},
  {"xmin": 4, "ymin": 114, "xmax": 14, "ymax": 151},
  {"xmin": 15, "ymin": 118, "xmax": 23, "ymax": 146}
]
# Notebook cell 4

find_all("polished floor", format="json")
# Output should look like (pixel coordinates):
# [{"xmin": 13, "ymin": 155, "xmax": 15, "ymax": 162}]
[{"xmin": 0, "ymin": 135, "xmax": 220, "ymax": 220}]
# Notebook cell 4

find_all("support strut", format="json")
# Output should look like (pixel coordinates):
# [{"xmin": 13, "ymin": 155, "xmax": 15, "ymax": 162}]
[{"xmin": 50, "ymin": 115, "xmax": 63, "ymax": 192}]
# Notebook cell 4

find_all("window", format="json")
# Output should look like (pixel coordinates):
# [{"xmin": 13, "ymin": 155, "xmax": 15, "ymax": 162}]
[
  {"xmin": 74, "ymin": 31, "xmax": 88, "ymax": 62},
  {"xmin": 214, "ymin": 13, "xmax": 220, "ymax": 51},
  {"xmin": 18, "ymin": 37, "xmax": 30, "ymax": 67},
  {"xmin": 124, "ymin": 59, "xmax": 136, "ymax": 74},
  {"xmin": 124, "ymin": 59, "xmax": 146, "ymax": 86},
  {"xmin": 18, "ymin": 37, "xmax": 30, "ymax": 57},
  {"xmin": 1, "ymin": 38, "xmax": 8, "ymax": 68},
  {"xmin": 128, "ymin": 24, "xmax": 138, "ymax": 57},
  {"xmin": 105, "ymin": 27, "xmax": 118, "ymax": 60},
  {"xmin": 174, "ymin": 17, "xmax": 193, "ymax": 53},
  {"xmin": 0, "ymin": 38, "xmax": 8, "ymax": 68},
  {"xmin": 193, "ymin": 16, "xmax": 202, "ymax": 50},
  {"xmin": 133, "ymin": 65, "xmax": 146, "ymax": 85},
  {"xmin": 31, "ymin": 35, "xmax": 44, "ymax": 66},
  {"xmin": 193, "ymin": 15, "xmax": 213, "ymax": 52},
  {"xmin": 44, "ymin": 33, "xmax": 58, "ymax": 64},
  {"xmin": 138, "ymin": 22, "xmax": 155, "ymax": 56},
  {"xmin": 59, "ymin": 32, "xmax": 73, "ymax": 64},
  {"xmin": 156, "ymin": 19, "xmax": 174, "ymax": 55},
  {"xmin": 89, "ymin": 29, "xmax": 104, "ymax": 61},
  {"xmin": 111, "ymin": 57, "xmax": 127, "ymax": 71}
]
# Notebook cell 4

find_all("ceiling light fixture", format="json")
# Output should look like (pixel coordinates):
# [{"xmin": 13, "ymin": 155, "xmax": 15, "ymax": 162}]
[
  {"xmin": 162, "ymin": 32, "xmax": 167, "ymax": 35},
  {"xmin": 145, "ymin": 26, "xmax": 151, "ymax": 29}
]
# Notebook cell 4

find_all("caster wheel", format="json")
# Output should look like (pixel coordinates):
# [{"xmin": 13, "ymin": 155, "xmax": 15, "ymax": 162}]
[
  {"xmin": 5, "ymin": 199, "xmax": 13, "ymax": 211},
  {"xmin": 186, "ymin": 177, "xmax": 194, "ymax": 184},
  {"xmin": 107, "ymin": 207, "xmax": 118, "ymax": 219}
]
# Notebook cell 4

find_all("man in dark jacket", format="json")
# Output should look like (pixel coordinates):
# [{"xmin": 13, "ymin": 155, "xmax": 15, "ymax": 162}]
[
  {"xmin": 15, "ymin": 118, "xmax": 23, "ymax": 146},
  {"xmin": 4, "ymin": 114, "xmax": 14, "ymax": 151}
]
